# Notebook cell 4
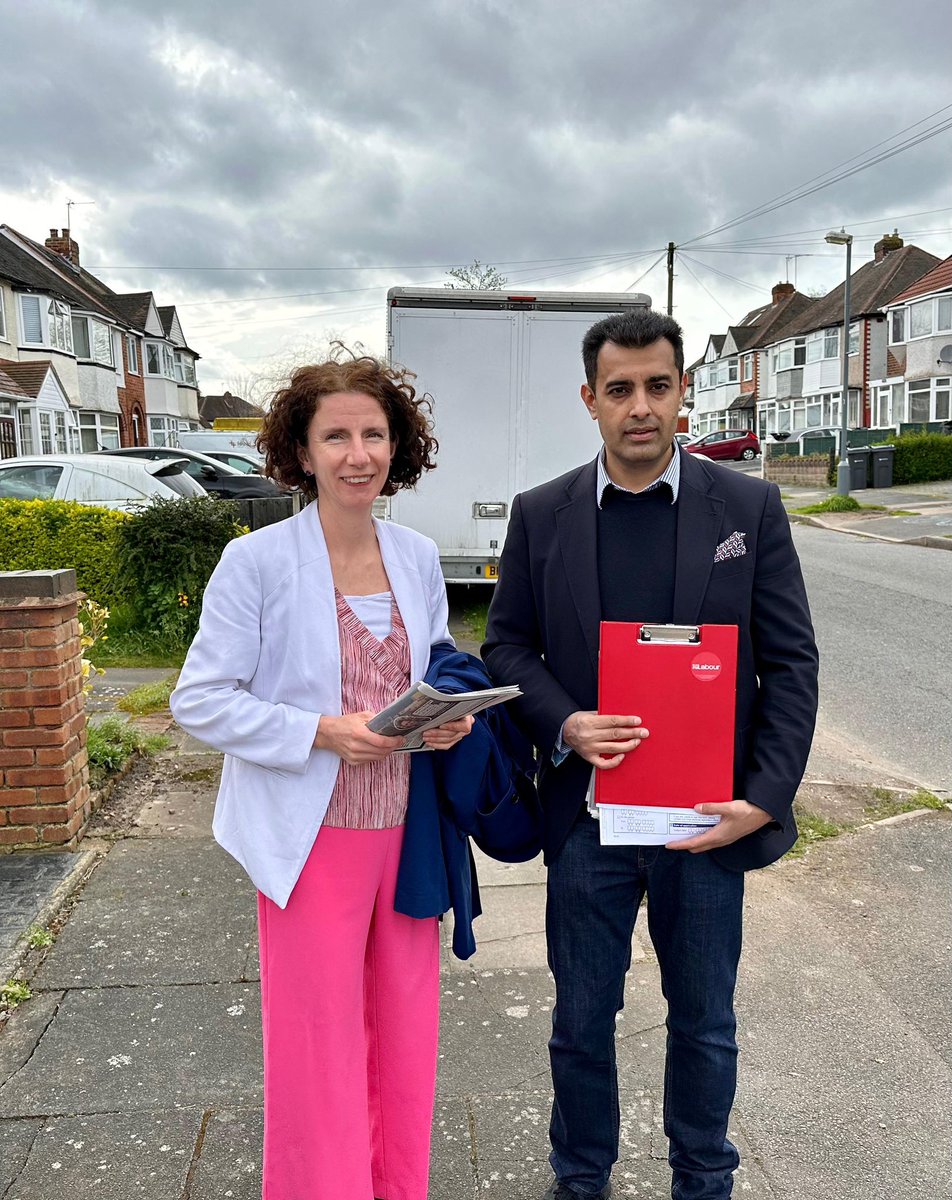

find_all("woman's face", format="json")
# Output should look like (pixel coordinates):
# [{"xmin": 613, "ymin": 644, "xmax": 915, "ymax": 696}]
[{"xmin": 297, "ymin": 391, "xmax": 395, "ymax": 513}]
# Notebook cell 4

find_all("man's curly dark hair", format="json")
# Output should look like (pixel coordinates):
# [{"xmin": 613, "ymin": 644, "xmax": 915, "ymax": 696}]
[{"xmin": 257, "ymin": 347, "xmax": 438, "ymax": 501}]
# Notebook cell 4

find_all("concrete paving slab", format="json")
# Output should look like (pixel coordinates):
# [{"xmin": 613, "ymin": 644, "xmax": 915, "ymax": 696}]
[
  {"xmin": 0, "ymin": 1117, "xmax": 42, "ymax": 1196},
  {"xmin": 4, "ymin": 1108, "xmax": 202, "ymax": 1200},
  {"xmin": 33, "ymin": 896, "xmax": 256, "ymax": 988},
  {"xmin": 431, "ymin": 1096, "xmax": 478, "ymax": 1195},
  {"xmin": 471, "ymin": 847, "xmax": 546, "ymax": 887},
  {"xmin": 0, "ymin": 983, "xmax": 262, "ymax": 1118},
  {"xmin": 77, "ymin": 837, "xmax": 249, "ymax": 903},
  {"xmin": 436, "ymin": 972, "xmax": 549, "ymax": 1097},
  {"xmin": 0, "ymin": 991, "xmax": 63, "ymax": 1085},
  {"xmin": 134, "ymin": 787, "xmax": 218, "ymax": 838},
  {"xmin": 735, "ymin": 826, "xmax": 952, "ymax": 1200},
  {"xmin": 188, "ymin": 1107, "xmax": 262, "ymax": 1200}
]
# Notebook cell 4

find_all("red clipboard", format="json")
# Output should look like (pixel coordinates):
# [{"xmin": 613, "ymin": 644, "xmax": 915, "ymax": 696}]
[{"xmin": 595, "ymin": 622, "xmax": 738, "ymax": 809}]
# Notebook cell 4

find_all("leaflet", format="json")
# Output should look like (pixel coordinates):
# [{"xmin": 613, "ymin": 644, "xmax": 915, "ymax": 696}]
[
  {"xmin": 597, "ymin": 803, "xmax": 719, "ymax": 846},
  {"xmin": 367, "ymin": 681, "xmax": 522, "ymax": 751}
]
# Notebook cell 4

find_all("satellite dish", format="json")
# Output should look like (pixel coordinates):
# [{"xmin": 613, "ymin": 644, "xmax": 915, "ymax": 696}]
[{"xmin": 938, "ymin": 344, "xmax": 952, "ymax": 366}]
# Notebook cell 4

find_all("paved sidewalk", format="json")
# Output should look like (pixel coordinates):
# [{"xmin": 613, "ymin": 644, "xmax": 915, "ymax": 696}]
[
  {"xmin": 0, "ymin": 733, "xmax": 950, "ymax": 1199},
  {"xmin": 777, "ymin": 477, "xmax": 952, "ymax": 548}
]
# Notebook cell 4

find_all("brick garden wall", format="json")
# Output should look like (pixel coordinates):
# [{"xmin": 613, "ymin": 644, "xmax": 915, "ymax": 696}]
[
  {"xmin": 763, "ymin": 453, "xmax": 832, "ymax": 487},
  {"xmin": 0, "ymin": 570, "xmax": 91, "ymax": 850}
]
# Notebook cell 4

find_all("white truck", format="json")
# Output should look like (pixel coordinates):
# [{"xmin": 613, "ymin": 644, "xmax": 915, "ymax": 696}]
[{"xmin": 386, "ymin": 287, "xmax": 652, "ymax": 582}]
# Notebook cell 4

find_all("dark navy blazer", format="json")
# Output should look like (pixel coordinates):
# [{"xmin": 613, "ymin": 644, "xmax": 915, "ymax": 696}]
[{"xmin": 482, "ymin": 449, "xmax": 820, "ymax": 872}]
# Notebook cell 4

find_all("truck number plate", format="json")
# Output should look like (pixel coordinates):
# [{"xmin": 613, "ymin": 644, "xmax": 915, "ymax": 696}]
[{"xmin": 484, "ymin": 564, "xmax": 498, "ymax": 579}]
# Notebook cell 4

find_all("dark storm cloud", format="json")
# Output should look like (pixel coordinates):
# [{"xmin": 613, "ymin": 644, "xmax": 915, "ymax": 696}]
[{"xmin": 3, "ymin": 0, "xmax": 952, "ymax": 380}]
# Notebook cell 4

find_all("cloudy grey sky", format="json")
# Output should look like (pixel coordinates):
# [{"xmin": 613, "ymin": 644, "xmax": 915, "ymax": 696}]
[{"xmin": 3, "ymin": 0, "xmax": 952, "ymax": 392}]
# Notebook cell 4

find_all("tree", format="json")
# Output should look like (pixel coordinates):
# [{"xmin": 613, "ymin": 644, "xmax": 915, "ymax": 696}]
[
  {"xmin": 222, "ymin": 331, "xmax": 347, "ymax": 409},
  {"xmin": 444, "ymin": 260, "xmax": 509, "ymax": 290}
]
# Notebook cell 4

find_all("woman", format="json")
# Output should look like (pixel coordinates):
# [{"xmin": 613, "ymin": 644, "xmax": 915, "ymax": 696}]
[{"xmin": 170, "ymin": 350, "xmax": 472, "ymax": 1200}]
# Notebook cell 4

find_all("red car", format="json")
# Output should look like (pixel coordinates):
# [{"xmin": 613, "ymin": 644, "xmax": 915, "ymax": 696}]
[{"xmin": 684, "ymin": 429, "xmax": 761, "ymax": 462}]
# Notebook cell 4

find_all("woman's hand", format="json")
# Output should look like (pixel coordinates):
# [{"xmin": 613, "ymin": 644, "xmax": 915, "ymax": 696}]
[
  {"xmin": 421, "ymin": 714, "xmax": 475, "ymax": 751},
  {"xmin": 314, "ymin": 711, "xmax": 404, "ymax": 764}
]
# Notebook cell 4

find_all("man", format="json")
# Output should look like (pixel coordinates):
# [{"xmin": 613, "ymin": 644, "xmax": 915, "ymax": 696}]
[{"xmin": 482, "ymin": 310, "xmax": 818, "ymax": 1200}]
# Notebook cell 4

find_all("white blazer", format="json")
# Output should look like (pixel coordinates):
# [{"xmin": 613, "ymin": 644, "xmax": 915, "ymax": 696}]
[{"xmin": 169, "ymin": 503, "xmax": 451, "ymax": 907}]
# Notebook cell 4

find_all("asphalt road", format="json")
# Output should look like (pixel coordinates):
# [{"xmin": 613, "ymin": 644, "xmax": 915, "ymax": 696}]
[{"xmin": 793, "ymin": 524, "xmax": 952, "ymax": 792}]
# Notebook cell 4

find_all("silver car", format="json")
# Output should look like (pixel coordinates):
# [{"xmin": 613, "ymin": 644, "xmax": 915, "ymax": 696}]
[{"xmin": 0, "ymin": 454, "xmax": 206, "ymax": 510}]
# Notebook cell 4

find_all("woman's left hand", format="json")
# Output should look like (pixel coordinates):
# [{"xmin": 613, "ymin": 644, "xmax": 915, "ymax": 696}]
[{"xmin": 421, "ymin": 714, "xmax": 475, "ymax": 750}]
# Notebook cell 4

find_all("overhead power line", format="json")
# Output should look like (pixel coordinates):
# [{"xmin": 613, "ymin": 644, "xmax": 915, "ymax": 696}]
[{"xmin": 681, "ymin": 100, "xmax": 952, "ymax": 248}]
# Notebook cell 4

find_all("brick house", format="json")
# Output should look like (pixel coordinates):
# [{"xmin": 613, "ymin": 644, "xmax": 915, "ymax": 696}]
[{"xmin": 0, "ymin": 225, "xmax": 200, "ymax": 453}]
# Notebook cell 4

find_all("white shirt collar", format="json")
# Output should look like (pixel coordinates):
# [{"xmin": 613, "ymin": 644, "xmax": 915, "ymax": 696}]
[{"xmin": 596, "ymin": 444, "xmax": 681, "ymax": 508}]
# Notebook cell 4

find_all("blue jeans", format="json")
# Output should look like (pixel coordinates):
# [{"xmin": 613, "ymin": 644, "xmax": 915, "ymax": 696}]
[{"xmin": 546, "ymin": 813, "xmax": 744, "ymax": 1200}]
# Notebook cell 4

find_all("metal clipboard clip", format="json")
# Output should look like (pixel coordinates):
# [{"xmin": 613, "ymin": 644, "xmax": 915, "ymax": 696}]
[{"xmin": 637, "ymin": 624, "xmax": 701, "ymax": 644}]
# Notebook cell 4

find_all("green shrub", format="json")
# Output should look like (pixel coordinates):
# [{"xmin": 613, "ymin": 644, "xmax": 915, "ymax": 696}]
[
  {"xmin": 114, "ymin": 496, "xmax": 246, "ymax": 648},
  {"xmin": 0, "ymin": 500, "xmax": 129, "ymax": 606},
  {"xmin": 884, "ymin": 432, "xmax": 952, "ymax": 484}
]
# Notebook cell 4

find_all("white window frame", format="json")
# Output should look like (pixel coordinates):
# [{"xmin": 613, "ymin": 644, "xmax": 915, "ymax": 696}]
[
  {"xmin": 48, "ymin": 300, "xmax": 72, "ymax": 353},
  {"xmin": 174, "ymin": 350, "xmax": 196, "ymax": 385},
  {"xmin": 0, "ymin": 289, "xmax": 7, "ymax": 341},
  {"xmin": 70, "ymin": 315, "xmax": 114, "ymax": 366},
  {"xmin": 126, "ymin": 335, "xmax": 139, "ymax": 375},
  {"xmin": 848, "ymin": 322, "xmax": 860, "ymax": 357},
  {"xmin": 19, "ymin": 294, "xmax": 44, "ymax": 344},
  {"xmin": 742, "ymin": 354, "xmax": 753, "ymax": 382},
  {"xmin": 78, "ymin": 411, "xmax": 121, "ymax": 452},
  {"xmin": 806, "ymin": 329, "xmax": 840, "ymax": 363},
  {"xmin": 889, "ymin": 308, "xmax": 906, "ymax": 344},
  {"xmin": 149, "ymin": 415, "xmax": 179, "ymax": 446}
]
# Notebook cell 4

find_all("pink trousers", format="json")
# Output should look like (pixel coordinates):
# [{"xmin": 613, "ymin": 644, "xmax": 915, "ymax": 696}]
[{"xmin": 257, "ymin": 824, "xmax": 440, "ymax": 1200}]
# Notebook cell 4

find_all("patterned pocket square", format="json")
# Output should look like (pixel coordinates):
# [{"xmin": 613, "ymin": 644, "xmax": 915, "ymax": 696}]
[{"xmin": 714, "ymin": 531, "xmax": 747, "ymax": 563}]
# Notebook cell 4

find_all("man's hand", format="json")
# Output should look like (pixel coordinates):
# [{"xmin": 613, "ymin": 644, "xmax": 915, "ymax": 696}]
[
  {"xmin": 314, "ymin": 712, "xmax": 404, "ymax": 764},
  {"xmin": 421, "ymin": 714, "xmax": 475, "ymax": 750},
  {"xmin": 562, "ymin": 711, "xmax": 649, "ymax": 769},
  {"xmin": 667, "ymin": 799, "xmax": 771, "ymax": 853}
]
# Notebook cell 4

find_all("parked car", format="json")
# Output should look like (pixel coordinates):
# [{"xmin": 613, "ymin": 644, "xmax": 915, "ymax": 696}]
[
  {"xmin": 94, "ymin": 447, "xmax": 283, "ymax": 499},
  {"xmin": 203, "ymin": 450, "xmax": 265, "ymax": 475},
  {"xmin": 683, "ymin": 429, "xmax": 761, "ymax": 461},
  {"xmin": 675, "ymin": 432, "xmax": 693, "ymax": 446},
  {"xmin": 0, "ymin": 454, "xmax": 206, "ymax": 510},
  {"xmin": 777, "ymin": 427, "xmax": 841, "ymax": 452}
]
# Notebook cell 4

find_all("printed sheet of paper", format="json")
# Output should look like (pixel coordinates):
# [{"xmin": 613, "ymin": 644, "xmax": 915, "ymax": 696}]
[{"xmin": 597, "ymin": 803, "xmax": 719, "ymax": 846}]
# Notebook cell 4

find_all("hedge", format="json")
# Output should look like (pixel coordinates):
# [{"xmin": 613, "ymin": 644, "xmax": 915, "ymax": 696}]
[
  {"xmin": 884, "ymin": 432, "xmax": 952, "ymax": 485},
  {"xmin": 113, "ymin": 495, "xmax": 246, "ymax": 647},
  {"xmin": 0, "ymin": 499, "xmax": 129, "ymax": 606}
]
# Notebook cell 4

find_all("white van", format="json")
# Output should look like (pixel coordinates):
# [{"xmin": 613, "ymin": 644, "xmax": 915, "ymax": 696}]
[{"xmin": 177, "ymin": 430, "xmax": 264, "ymax": 464}]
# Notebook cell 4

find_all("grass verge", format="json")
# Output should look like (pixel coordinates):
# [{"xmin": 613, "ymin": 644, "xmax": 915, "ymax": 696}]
[
  {"xmin": 86, "ymin": 716, "xmax": 171, "ymax": 790},
  {"xmin": 791, "ymin": 787, "xmax": 947, "ymax": 859},
  {"xmin": 117, "ymin": 673, "xmax": 179, "ymax": 715},
  {"xmin": 793, "ymin": 496, "xmax": 862, "ymax": 514}
]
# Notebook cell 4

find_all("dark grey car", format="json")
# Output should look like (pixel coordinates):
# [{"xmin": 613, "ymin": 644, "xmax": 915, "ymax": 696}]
[{"xmin": 94, "ymin": 447, "xmax": 284, "ymax": 499}]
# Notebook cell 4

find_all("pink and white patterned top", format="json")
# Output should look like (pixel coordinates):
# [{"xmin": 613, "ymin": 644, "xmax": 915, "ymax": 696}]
[{"xmin": 322, "ymin": 589, "xmax": 411, "ymax": 829}]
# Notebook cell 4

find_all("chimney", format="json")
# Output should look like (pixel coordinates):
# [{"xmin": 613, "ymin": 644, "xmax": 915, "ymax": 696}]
[
  {"xmin": 771, "ymin": 281, "xmax": 795, "ymax": 304},
  {"xmin": 44, "ymin": 227, "xmax": 81, "ymax": 267},
  {"xmin": 874, "ymin": 230, "xmax": 903, "ymax": 263}
]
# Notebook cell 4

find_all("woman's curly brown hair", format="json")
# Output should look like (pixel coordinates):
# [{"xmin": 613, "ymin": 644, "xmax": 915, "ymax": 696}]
[{"xmin": 257, "ymin": 346, "xmax": 438, "ymax": 502}]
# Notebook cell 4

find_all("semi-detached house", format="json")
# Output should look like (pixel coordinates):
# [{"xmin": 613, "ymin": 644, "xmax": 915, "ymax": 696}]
[
  {"xmin": 0, "ymin": 225, "xmax": 200, "ymax": 459},
  {"xmin": 756, "ymin": 234, "xmax": 938, "ymax": 438},
  {"xmin": 690, "ymin": 283, "xmax": 815, "ymax": 436},
  {"xmin": 871, "ymin": 254, "xmax": 952, "ymax": 429}
]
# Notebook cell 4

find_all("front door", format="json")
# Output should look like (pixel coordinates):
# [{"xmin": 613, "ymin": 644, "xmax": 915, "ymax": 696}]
[{"xmin": 0, "ymin": 416, "xmax": 16, "ymax": 459}]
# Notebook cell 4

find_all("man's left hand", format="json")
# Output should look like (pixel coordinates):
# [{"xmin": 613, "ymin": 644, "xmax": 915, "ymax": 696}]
[{"xmin": 666, "ymin": 799, "xmax": 771, "ymax": 853}]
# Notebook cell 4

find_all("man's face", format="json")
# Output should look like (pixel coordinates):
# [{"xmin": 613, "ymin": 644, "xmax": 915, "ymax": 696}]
[{"xmin": 581, "ymin": 338, "xmax": 686, "ymax": 491}]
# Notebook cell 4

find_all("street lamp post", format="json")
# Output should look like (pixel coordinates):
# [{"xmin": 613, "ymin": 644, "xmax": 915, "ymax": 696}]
[{"xmin": 825, "ymin": 228, "xmax": 853, "ymax": 496}]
